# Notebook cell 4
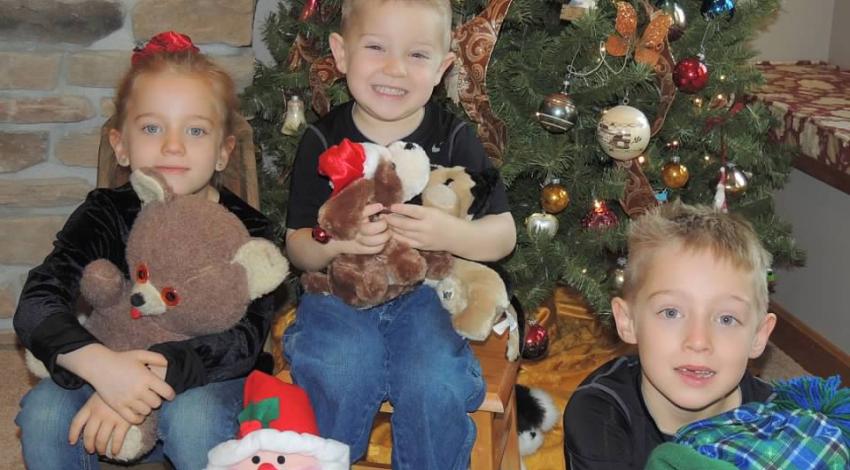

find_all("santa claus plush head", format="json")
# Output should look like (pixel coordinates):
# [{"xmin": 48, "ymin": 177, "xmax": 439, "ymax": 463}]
[{"xmin": 205, "ymin": 371, "xmax": 349, "ymax": 470}]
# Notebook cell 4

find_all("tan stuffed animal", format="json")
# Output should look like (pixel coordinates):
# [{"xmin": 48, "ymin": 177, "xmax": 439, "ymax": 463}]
[
  {"xmin": 301, "ymin": 139, "xmax": 453, "ymax": 308},
  {"xmin": 422, "ymin": 166, "xmax": 519, "ymax": 360},
  {"xmin": 25, "ymin": 168, "xmax": 290, "ymax": 462}
]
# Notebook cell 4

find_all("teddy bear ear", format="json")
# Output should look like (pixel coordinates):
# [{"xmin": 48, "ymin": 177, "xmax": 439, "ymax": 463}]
[
  {"xmin": 130, "ymin": 168, "xmax": 174, "ymax": 205},
  {"xmin": 232, "ymin": 239, "xmax": 290, "ymax": 300}
]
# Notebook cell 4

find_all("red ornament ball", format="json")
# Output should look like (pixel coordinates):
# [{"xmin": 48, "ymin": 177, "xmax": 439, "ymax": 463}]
[
  {"xmin": 582, "ymin": 200, "xmax": 619, "ymax": 230},
  {"xmin": 522, "ymin": 322, "xmax": 550, "ymax": 360},
  {"xmin": 673, "ymin": 57, "xmax": 710, "ymax": 94}
]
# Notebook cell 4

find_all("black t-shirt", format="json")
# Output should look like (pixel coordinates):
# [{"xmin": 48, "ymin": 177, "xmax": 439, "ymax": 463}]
[
  {"xmin": 286, "ymin": 100, "xmax": 510, "ymax": 230},
  {"xmin": 563, "ymin": 355, "xmax": 774, "ymax": 470}
]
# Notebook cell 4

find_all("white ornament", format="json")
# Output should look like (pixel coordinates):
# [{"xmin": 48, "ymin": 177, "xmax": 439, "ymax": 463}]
[
  {"xmin": 596, "ymin": 105, "xmax": 651, "ymax": 161},
  {"xmin": 281, "ymin": 95, "xmax": 306, "ymax": 136}
]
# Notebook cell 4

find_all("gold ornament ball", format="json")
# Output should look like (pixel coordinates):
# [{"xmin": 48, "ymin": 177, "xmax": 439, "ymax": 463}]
[
  {"xmin": 525, "ymin": 212, "xmax": 559, "ymax": 239},
  {"xmin": 541, "ymin": 183, "xmax": 570, "ymax": 214},
  {"xmin": 723, "ymin": 164, "xmax": 749, "ymax": 195},
  {"xmin": 661, "ymin": 159, "xmax": 690, "ymax": 188},
  {"xmin": 611, "ymin": 267, "xmax": 626, "ymax": 290}
]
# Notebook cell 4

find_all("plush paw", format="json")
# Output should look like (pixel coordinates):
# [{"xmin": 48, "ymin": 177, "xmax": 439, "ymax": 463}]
[{"xmin": 104, "ymin": 425, "xmax": 145, "ymax": 462}]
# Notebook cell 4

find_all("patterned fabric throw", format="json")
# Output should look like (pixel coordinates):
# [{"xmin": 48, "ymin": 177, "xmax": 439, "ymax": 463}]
[{"xmin": 647, "ymin": 375, "xmax": 850, "ymax": 470}]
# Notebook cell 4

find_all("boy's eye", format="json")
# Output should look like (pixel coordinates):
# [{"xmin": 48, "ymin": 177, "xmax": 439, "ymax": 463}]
[
  {"xmin": 717, "ymin": 314, "xmax": 740, "ymax": 326},
  {"xmin": 658, "ymin": 308, "xmax": 681, "ymax": 319},
  {"xmin": 142, "ymin": 124, "xmax": 160, "ymax": 134},
  {"xmin": 365, "ymin": 44, "xmax": 384, "ymax": 51},
  {"xmin": 411, "ymin": 52, "xmax": 430, "ymax": 60},
  {"xmin": 187, "ymin": 127, "xmax": 207, "ymax": 137}
]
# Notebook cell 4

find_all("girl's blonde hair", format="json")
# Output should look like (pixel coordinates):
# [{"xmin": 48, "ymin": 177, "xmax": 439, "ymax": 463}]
[
  {"xmin": 112, "ymin": 49, "xmax": 240, "ymax": 136},
  {"xmin": 340, "ymin": 0, "xmax": 454, "ymax": 49},
  {"xmin": 622, "ymin": 201, "xmax": 772, "ymax": 315}
]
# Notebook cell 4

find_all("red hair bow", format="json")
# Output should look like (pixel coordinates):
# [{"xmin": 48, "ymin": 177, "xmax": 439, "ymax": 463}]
[{"xmin": 132, "ymin": 31, "xmax": 199, "ymax": 66}]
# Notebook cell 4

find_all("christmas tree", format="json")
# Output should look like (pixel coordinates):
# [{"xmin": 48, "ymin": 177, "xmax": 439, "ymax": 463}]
[{"xmin": 242, "ymin": 0, "xmax": 804, "ymax": 314}]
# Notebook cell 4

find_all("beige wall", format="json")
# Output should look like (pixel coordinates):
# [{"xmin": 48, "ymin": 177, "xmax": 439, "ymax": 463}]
[
  {"xmin": 829, "ymin": 0, "xmax": 850, "ymax": 68},
  {"xmin": 752, "ymin": 0, "xmax": 835, "ymax": 62}
]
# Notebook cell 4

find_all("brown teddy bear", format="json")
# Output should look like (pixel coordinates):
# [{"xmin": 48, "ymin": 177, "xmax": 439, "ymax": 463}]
[
  {"xmin": 300, "ymin": 139, "xmax": 453, "ymax": 308},
  {"xmin": 26, "ymin": 168, "xmax": 290, "ymax": 462},
  {"xmin": 422, "ymin": 166, "xmax": 519, "ymax": 360}
]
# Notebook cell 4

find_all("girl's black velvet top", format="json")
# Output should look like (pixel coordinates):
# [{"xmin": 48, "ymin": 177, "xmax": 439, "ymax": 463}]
[{"xmin": 13, "ymin": 183, "xmax": 276, "ymax": 393}]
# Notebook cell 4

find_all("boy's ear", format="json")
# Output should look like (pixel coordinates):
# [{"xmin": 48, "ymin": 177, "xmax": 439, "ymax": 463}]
[
  {"xmin": 435, "ymin": 51, "xmax": 456, "ymax": 86},
  {"xmin": 749, "ymin": 312, "xmax": 777, "ymax": 359},
  {"xmin": 109, "ymin": 129, "xmax": 130, "ymax": 167},
  {"xmin": 217, "ymin": 135, "xmax": 235, "ymax": 171},
  {"xmin": 612, "ymin": 297, "xmax": 637, "ymax": 344},
  {"xmin": 329, "ymin": 32, "xmax": 348, "ymax": 74}
]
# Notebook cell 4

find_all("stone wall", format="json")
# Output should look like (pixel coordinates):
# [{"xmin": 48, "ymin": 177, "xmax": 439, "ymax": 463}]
[{"xmin": 0, "ymin": 0, "xmax": 258, "ymax": 326}]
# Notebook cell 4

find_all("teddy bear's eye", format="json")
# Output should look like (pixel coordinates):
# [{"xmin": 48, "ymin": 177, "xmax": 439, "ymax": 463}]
[
  {"xmin": 277, "ymin": 455, "xmax": 286, "ymax": 464},
  {"xmin": 135, "ymin": 263, "xmax": 149, "ymax": 282},
  {"xmin": 161, "ymin": 287, "xmax": 180, "ymax": 306},
  {"xmin": 444, "ymin": 178, "xmax": 454, "ymax": 186}
]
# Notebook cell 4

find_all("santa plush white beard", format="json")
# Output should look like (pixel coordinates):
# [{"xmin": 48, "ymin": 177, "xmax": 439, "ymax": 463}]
[{"xmin": 204, "ymin": 429, "xmax": 349, "ymax": 470}]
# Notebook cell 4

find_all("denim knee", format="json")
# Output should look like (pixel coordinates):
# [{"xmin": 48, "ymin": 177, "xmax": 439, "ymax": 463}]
[
  {"xmin": 157, "ymin": 378, "xmax": 243, "ymax": 469},
  {"xmin": 16, "ymin": 379, "xmax": 98, "ymax": 469},
  {"xmin": 285, "ymin": 293, "xmax": 385, "ymax": 388}
]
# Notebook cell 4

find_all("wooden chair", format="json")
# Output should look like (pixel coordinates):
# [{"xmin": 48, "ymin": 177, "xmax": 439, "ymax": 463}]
[
  {"xmin": 96, "ymin": 114, "xmax": 260, "ymax": 209},
  {"xmin": 275, "ymin": 312, "xmax": 522, "ymax": 470}
]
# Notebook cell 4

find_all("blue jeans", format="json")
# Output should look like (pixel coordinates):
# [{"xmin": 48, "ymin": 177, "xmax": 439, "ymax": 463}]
[
  {"xmin": 16, "ymin": 376, "xmax": 244, "ymax": 469},
  {"xmin": 284, "ymin": 284, "xmax": 486, "ymax": 470}
]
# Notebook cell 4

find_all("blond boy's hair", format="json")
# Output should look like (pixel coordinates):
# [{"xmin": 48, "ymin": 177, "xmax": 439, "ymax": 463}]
[
  {"xmin": 622, "ymin": 201, "xmax": 772, "ymax": 315},
  {"xmin": 339, "ymin": 0, "xmax": 454, "ymax": 50}
]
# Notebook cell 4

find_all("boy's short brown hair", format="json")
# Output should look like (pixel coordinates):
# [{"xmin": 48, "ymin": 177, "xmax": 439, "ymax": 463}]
[
  {"xmin": 339, "ymin": 0, "xmax": 454, "ymax": 49},
  {"xmin": 621, "ymin": 201, "xmax": 772, "ymax": 315}
]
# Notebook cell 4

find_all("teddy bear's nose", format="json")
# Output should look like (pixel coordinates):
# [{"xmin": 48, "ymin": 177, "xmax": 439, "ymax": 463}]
[{"xmin": 130, "ymin": 293, "xmax": 145, "ymax": 307}]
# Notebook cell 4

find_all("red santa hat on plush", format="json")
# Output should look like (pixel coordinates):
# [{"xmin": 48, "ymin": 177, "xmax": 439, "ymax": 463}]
[
  {"xmin": 205, "ymin": 371, "xmax": 349, "ymax": 470},
  {"xmin": 318, "ymin": 138, "xmax": 388, "ymax": 196}
]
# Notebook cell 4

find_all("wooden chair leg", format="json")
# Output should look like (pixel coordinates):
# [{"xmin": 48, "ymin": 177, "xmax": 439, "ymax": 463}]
[
  {"xmin": 471, "ymin": 410, "xmax": 496, "ymax": 470},
  {"xmin": 500, "ymin": 391, "xmax": 520, "ymax": 470}
]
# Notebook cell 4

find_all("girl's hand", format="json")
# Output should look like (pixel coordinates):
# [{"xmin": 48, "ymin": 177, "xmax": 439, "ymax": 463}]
[
  {"xmin": 86, "ymin": 349, "xmax": 175, "ymax": 424},
  {"xmin": 69, "ymin": 392, "xmax": 133, "ymax": 456},
  {"xmin": 337, "ymin": 203, "xmax": 391, "ymax": 255},
  {"xmin": 386, "ymin": 204, "xmax": 461, "ymax": 252}
]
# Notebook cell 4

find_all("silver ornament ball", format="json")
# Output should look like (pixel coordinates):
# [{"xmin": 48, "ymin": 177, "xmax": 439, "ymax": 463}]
[
  {"xmin": 525, "ymin": 212, "xmax": 559, "ymax": 239},
  {"xmin": 535, "ymin": 92, "xmax": 577, "ymax": 133}
]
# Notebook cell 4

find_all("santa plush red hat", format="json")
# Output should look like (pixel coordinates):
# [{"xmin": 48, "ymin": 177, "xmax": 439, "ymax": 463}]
[
  {"xmin": 205, "ymin": 371, "xmax": 349, "ymax": 470},
  {"xmin": 318, "ymin": 138, "xmax": 388, "ymax": 196}
]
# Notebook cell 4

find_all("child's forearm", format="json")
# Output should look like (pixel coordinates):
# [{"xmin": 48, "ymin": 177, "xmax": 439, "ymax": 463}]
[
  {"xmin": 56, "ymin": 343, "xmax": 112, "ymax": 382},
  {"xmin": 449, "ymin": 212, "xmax": 516, "ymax": 262},
  {"xmin": 285, "ymin": 227, "xmax": 345, "ymax": 272}
]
